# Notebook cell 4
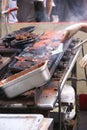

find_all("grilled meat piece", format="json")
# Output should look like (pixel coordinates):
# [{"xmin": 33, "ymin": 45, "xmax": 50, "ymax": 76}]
[{"xmin": 15, "ymin": 32, "xmax": 38, "ymax": 40}]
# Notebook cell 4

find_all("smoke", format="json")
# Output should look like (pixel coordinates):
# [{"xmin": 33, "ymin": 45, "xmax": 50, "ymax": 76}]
[
  {"xmin": 57, "ymin": 0, "xmax": 87, "ymax": 22},
  {"xmin": 67, "ymin": 4, "xmax": 87, "ymax": 22}
]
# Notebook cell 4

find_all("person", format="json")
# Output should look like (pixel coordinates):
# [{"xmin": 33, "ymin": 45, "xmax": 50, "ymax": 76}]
[
  {"xmin": 60, "ymin": 22, "xmax": 87, "ymax": 68},
  {"xmin": 44, "ymin": 0, "xmax": 54, "ymax": 21},
  {"xmin": 51, "ymin": 0, "xmax": 59, "ymax": 22},
  {"xmin": 17, "ymin": 0, "xmax": 35, "ymax": 22},
  {"xmin": 2, "ymin": 0, "xmax": 18, "ymax": 23},
  {"xmin": 17, "ymin": 0, "xmax": 53, "ymax": 22}
]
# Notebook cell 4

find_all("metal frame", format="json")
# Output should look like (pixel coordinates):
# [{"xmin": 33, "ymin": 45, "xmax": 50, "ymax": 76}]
[
  {"xmin": 0, "ymin": 37, "xmax": 82, "ymax": 130},
  {"xmin": 58, "ymin": 46, "xmax": 81, "ymax": 130}
]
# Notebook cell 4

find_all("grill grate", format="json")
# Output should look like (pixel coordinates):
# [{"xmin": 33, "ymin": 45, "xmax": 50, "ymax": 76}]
[
  {"xmin": 0, "ymin": 25, "xmax": 80, "ymax": 111},
  {"xmin": 0, "ymin": 38, "xmax": 78, "ymax": 108}
]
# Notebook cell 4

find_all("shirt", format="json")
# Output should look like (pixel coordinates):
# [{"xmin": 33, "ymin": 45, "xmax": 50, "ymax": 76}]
[
  {"xmin": 17, "ymin": 0, "xmax": 36, "ymax": 22},
  {"xmin": 8, "ymin": 0, "xmax": 18, "ymax": 23}
]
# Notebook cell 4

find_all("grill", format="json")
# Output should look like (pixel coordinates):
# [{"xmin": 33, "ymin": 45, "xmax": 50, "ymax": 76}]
[{"xmin": 0, "ymin": 26, "xmax": 81, "ymax": 115}]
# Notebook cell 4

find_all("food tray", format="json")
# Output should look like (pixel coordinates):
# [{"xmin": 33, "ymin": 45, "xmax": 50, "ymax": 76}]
[
  {"xmin": 10, "ymin": 26, "xmax": 35, "ymax": 34},
  {"xmin": 0, "ymin": 61, "xmax": 51, "ymax": 98},
  {"xmin": 20, "ymin": 26, "xmax": 35, "ymax": 32},
  {"xmin": 0, "ymin": 114, "xmax": 43, "ymax": 130},
  {"xmin": 0, "ymin": 57, "xmax": 11, "ymax": 70},
  {"xmin": 11, "ymin": 37, "xmax": 35, "ymax": 46},
  {"xmin": 3, "ymin": 26, "xmax": 36, "ymax": 47}
]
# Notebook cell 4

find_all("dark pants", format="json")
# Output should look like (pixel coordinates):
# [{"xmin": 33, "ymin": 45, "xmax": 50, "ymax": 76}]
[
  {"xmin": 17, "ymin": 0, "xmax": 47, "ymax": 22},
  {"xmin": 17, "ymin": 0, "xmax": 36, "ymax": 22}
]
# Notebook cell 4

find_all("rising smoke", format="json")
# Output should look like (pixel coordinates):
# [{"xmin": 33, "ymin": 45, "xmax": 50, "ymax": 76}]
[{"xmin": 57, "ymin": 0, "xmax": 87, "ymax": 22}]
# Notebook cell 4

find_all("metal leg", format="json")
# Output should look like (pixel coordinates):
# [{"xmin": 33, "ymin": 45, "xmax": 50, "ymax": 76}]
[
  {"xmin": 71, "ymin": 63, "xmax": 80, "ymax": 130},
  {"xmin": 58, "ymin": 83, "xmax": 62, "ymax": 130},
  {"xmin": 4, "ymin": 14, "xmax": 9, "ymax": 34},
  {"xmin": 71, "ymin": 63, "xmax": 77, "ymax": 91}
]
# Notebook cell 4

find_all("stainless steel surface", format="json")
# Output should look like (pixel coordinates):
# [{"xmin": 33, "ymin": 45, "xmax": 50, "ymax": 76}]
[
  {"xmin": 0, "ymin": 114, "xmax": 44, "ymax": 130},
  {"xmin": 0, "ymin": 61, "xmax": 51, "ymax": 98},
  {"xmin": 40, "ymin": 118, "xmax": 53, "ymax": 130},
  {"xmin": 0, "ymin": 57, "xmax": 11, "ymax": 70},
  {"xmin": 37, "ymin": 80, "xmax": 58, "ymax": 109}
]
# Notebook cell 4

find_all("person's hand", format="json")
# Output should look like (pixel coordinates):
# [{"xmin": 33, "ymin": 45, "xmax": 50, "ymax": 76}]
[
  {"xmin": 79, "ymin": 54, "xmax": 87, "ymax": 68},
  {"xmin": 57, "ymin": 29, "xmax": 75, "ymax": 43},
  {"xmin": 60, "ymin": 23, "xmax": 82, "ymax": 43},
  {"xmin": 60, "ymin": 30, "xmax": 71, "ymax": 43}
]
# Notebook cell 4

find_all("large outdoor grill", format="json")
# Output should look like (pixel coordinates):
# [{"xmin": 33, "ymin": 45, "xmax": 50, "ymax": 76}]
[{"xmin": 0, "ymin": 26, "xmax": 81, "ymax": 117}]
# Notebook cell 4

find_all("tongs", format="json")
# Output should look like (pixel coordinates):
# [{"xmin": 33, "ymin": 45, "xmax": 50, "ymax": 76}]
[
  {"xmin": 35, "ymin": 32, "xmax": 44, "ymax": 41},
  {"xmin": 73, "ymin": 39, "xmax": 87, "ymax": 50}
]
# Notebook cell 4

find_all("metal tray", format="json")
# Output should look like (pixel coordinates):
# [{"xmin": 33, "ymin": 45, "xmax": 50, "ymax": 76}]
[
  {"xmin": 0, "ymin": 57, "xmax": 11, "ymax": 70},
  {"xmin": 11, "ymin": 37, "xmax": 35, "ymax": 46},
  {"xmin": 0, "ymin": 61, "xmax": 51, "ymax": 98},
  {"xmin": 11, "ymin": 26, "xmax": 35, "ymax": 34},
  {"xmin": 0, "ymin": 114, "xmax": 43, "ymax": 130},
  {"xmin": 20, "ymin": 26, "xmax": 35, "ymax": 32},
  {"xmin": 3, "ymin": 26, "xmax": 36, "ymax": 47}
]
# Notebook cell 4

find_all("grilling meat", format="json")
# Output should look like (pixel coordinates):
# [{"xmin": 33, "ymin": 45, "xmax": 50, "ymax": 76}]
[
  {"xmin": 15, "ymin": 61, "xmax": 32, "ymax": 68},
  {"xmin": 11, "ymin": 30, "xmax": 64, "ymax": 70},
  {"xmin": 40, "ymin": 31, "xmax": 63, "ymax": 41},
  {"xmin": 15, "ymin": 32, "xmax": 38, "ymax": 40}
]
